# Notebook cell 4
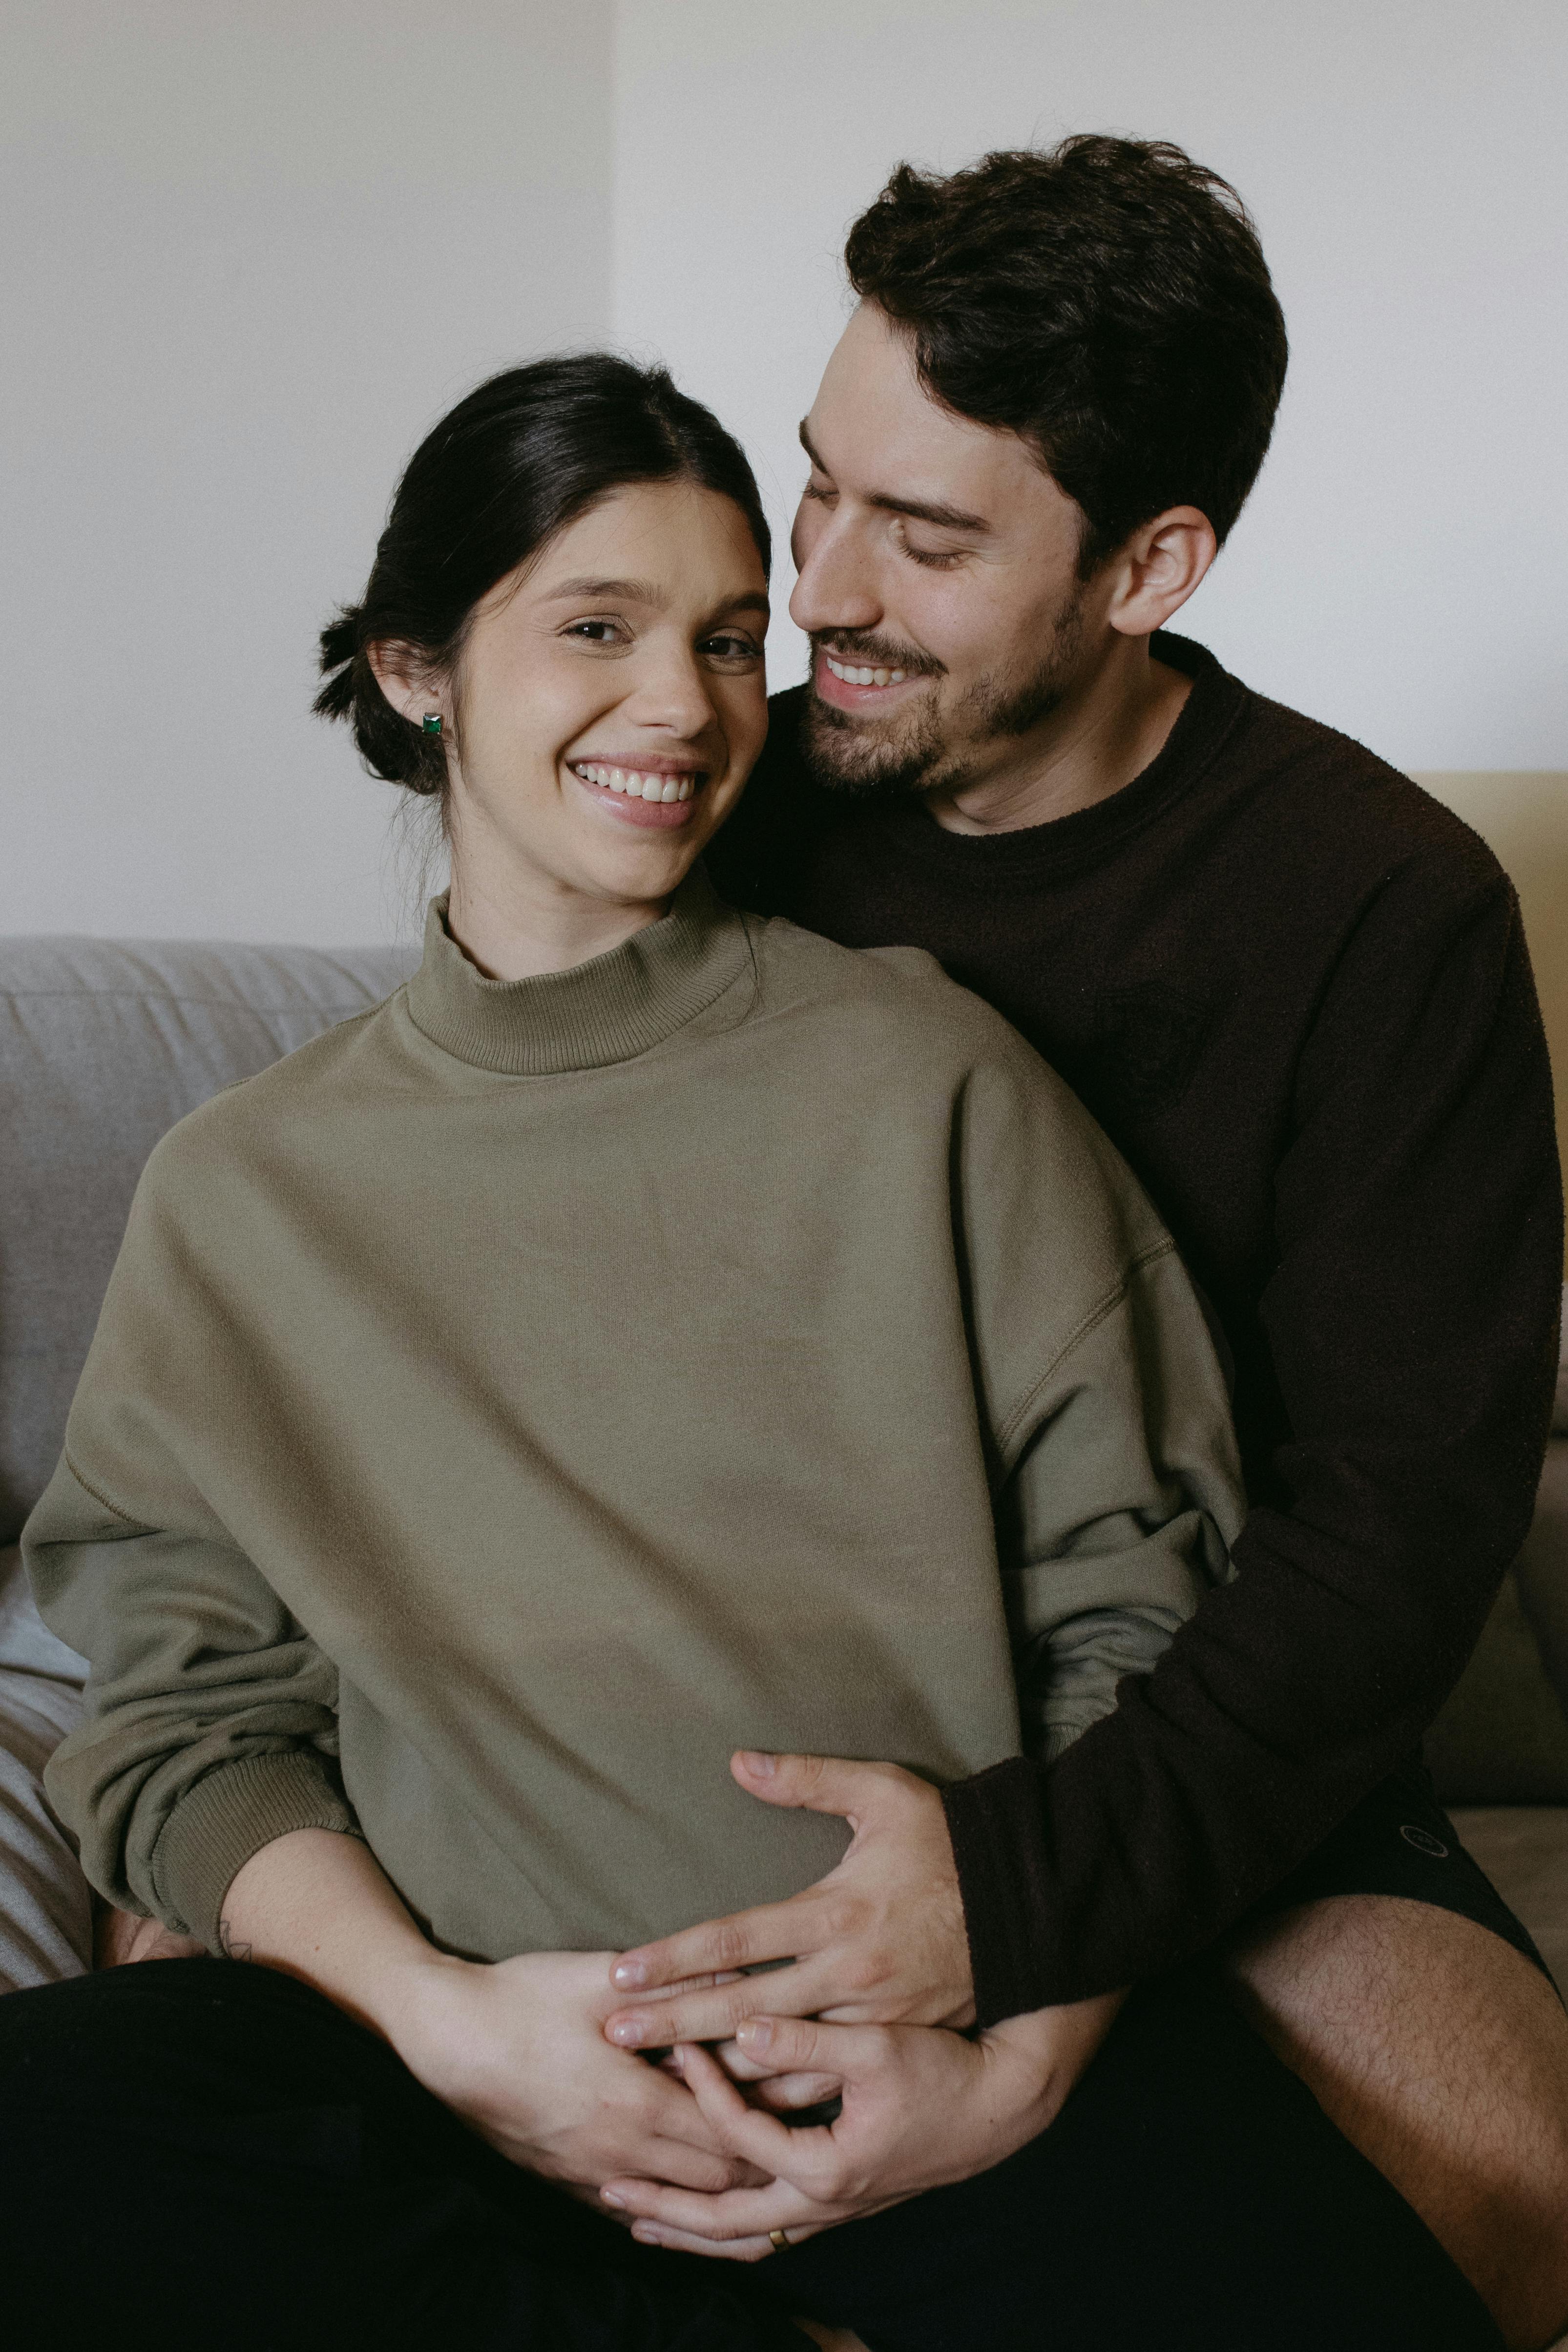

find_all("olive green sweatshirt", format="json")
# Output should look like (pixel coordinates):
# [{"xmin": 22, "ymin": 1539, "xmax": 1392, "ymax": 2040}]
[{"xmin": 26, "ymin": 871, "xmax": 1242, "ymax": 1959}]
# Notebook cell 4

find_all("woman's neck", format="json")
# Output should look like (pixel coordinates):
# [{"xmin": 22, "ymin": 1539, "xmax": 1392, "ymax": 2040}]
[{"xmin": 445, "ymin": 856, "xmax": 668, "ymax": 984}]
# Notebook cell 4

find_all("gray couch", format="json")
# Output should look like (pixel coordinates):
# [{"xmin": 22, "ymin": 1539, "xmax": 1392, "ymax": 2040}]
[{"xmin": 1, "ymin": 929, "xmax": 1565, "ymax": 1992}]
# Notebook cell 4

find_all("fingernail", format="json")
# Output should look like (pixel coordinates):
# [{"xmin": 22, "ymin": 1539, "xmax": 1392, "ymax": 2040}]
[
  {"xmin": 601, "ymin": 2189, "xmax": 626, "ymax": 2208},
  {"xmin": 607, "ymin": 2018, "xmax": 647, "ymax": 2046},
  {"xmin": 737, "ymin": 1750, "xmax": 776, "ymax": 1777},
  {"xmin": 735, "ymin": 2016, "xmax": 772, "ymax": 2051},
  {"xmin": 612, "ymin": 1958, "xmax": 648, "ymax": 1987},
  {"xmin": 631, "ymin": 2225, "xmax": 661, "ymax": 2246}
]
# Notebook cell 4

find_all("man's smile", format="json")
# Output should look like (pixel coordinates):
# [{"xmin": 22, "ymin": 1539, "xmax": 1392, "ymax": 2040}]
[
  {"xmin": 813, "ymin": 646, "xmax": 933, "ymax": 715},
  {"xmin": 823, "ymin": 653, "xmax": 908, "ymax": 688}
]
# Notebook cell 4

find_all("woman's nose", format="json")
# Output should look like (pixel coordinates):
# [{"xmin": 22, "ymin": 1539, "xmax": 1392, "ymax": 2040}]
[{"xmin": 628, "ymin": 645, "xmax": 717, "ymax": 737}]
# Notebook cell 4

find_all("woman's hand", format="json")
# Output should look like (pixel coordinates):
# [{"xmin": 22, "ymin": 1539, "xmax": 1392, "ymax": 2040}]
[
  {"xmin": 600, "ymin": 1989, "xmax": 1125, "ymax": 2259},
  {"xmin": 94, "ymin": 1901, "xmax": 205, "ymax": 1968},
  {"xmin": 384, "ymin": 1947, "xmax": 768, "ymax": 2196},
  {"xmin": 221, "ymin": 1829, "xmax": 760, "ymax": 2200}
]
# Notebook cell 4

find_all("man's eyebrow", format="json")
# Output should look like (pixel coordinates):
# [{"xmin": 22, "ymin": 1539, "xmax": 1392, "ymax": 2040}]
[{"xmin": 798, "ymin": 417, "xmax": 991, "ymax": 536}]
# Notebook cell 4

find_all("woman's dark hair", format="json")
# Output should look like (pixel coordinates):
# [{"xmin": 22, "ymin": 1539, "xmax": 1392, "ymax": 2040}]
[
  {"xmin": 315, "ymin": 354, "xmax": 771, "ymax": 795},
  {"xmin": 843, "ymin": 135, "xmax": 1289, "ymax": 572}
]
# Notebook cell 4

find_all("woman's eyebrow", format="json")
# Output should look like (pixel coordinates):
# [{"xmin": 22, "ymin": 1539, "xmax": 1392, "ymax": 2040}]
[
  {"xmin": 539, "ymin": 581, "xmax": 770, "ymax": 620},
  {"xmin": 541, "ymin": 576, "xmax": 665, "ymax": 604}
]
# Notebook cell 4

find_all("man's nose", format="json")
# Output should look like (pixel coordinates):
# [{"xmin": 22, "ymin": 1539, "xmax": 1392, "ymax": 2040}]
[{"xmin": 789, "ymin": 511, "xmax": 882, "ymax": 638}]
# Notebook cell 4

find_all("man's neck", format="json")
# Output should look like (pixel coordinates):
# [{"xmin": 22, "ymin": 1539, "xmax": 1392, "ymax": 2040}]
[{"xmin": 923, "ymin": 637, "xmax": 1192, "ymax": 836}]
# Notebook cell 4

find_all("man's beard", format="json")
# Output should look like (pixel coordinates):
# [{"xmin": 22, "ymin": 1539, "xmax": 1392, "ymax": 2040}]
[{"xmin": 800, "ymin": 589, "xmax": 1087, "ymax": 801}]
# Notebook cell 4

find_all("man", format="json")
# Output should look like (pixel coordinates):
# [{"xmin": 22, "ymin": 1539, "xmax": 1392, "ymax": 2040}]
[{"xmin": 596, "ymin": 136, "xmax": 1568, "ymax": 2346}]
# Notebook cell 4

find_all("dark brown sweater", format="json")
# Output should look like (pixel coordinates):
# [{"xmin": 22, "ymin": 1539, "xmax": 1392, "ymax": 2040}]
[{"xmin": 706, "ymin": 632, "xmax": 1564, "ymax": 2019}]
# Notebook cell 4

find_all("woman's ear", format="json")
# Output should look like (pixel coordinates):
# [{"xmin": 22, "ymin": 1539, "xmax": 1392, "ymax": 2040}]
[
  {"xmin": 1107, "ymin": 507, "xmax": 1219, "ymax": 640},
  {"xmin": 368, "ymin": 641, "xmax": 445, "ymax": 729}
]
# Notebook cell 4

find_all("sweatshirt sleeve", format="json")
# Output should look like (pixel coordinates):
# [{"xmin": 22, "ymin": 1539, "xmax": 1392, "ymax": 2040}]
[
  {"xmin": 21, "ymin": 1160, "xmax": 361, "ymax": 1954},
  {"xmin": 999, "ymin": 1237, "xmax": 1241, "ymax": 1767},
  {"xmin": 928, "ymin": 1027, "xmax": 1247, "ymax": 2018},
  {"xmin": 943, "ymin": 865, "xmax": 1562, "ymax": 2021}
]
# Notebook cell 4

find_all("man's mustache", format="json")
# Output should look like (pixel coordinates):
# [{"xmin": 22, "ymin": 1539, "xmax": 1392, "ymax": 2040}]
[{"xmin": 812, "ymin": 631, "xmax": 945, "ymax": 679}]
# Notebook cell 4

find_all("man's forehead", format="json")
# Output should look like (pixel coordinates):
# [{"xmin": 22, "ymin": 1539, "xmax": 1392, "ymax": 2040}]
[{"xmin": 806, "ymin": 304, "xmax": 1048, "ymax": 522}]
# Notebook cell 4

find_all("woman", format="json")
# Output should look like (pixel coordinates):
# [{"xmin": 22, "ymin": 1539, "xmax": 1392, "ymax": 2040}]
[{"xmin": 4, "ymin": 360, "xmax": 1500, "ymax": 2352}]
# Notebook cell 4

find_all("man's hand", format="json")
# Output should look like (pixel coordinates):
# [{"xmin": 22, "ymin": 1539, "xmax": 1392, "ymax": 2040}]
[
  {"xmin": 601, "ymin": 1991, "xmax": 1125, "ymax": 2260},
  {"xmin": 604, "ymin": 1752, "xmax": 973, "ymax": 2051}
]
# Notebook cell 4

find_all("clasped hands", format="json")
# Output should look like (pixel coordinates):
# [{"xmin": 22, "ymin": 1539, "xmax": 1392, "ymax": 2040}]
[
  {"xmin": 119, "ymin": 1754, "xmax": 1120, "ymax": 2265},
  {"xmin": 586, "ymin": 1751, "xmax": 1123, "ymax": 2261}
]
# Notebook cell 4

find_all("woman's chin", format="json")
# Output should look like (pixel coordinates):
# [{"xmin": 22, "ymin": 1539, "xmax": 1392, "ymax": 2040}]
[{"xmin": 569, "ymin": 817, "xmax": 710, "ymax": 910}]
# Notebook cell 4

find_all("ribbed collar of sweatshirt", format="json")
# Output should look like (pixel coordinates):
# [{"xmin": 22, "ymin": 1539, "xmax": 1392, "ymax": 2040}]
[{"xmin": 405, "ymin": 864, "xmax": 752, "ymax": 1077}]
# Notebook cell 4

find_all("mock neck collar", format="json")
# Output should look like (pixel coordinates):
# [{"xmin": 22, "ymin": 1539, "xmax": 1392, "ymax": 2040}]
[{"xmin": 405, "ymin": 864, "xmax": 750, "ymax": 1077}]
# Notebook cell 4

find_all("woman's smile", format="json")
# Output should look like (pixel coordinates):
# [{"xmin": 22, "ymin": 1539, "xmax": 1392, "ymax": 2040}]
[{"xmin": 568, "ymin": 754, "xmax": 705, "ymax": 828}]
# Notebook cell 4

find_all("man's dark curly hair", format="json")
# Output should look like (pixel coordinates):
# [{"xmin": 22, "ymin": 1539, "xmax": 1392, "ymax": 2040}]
[{"xmin": 843, "ymin": 135, "xmax": 1289, "ymax": 572}]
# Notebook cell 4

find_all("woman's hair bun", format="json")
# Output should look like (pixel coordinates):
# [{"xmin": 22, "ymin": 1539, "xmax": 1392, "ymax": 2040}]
[
  {"xmin": 313, "ymin": 608, "xmax": 360, "ymax": 724},
  {"xmin": 312, "ymin": 598, "xmax": 441, "ymax": 792}
]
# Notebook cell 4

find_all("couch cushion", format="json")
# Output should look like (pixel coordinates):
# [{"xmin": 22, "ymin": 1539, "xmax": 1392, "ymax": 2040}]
[
  {"xmin": 1516, "ymin": 1435, "xmax": 1568, "ymax": 1710},
  {"xmin": 1449, "ymin": 1806, "xmax": 1568, "ymax": 1995},
  {"xmin": 0, "ymin": 935, "xmax": 416, "ymax": 1541},
  {"xmin": 1426, "ymin": 1299, "xmax": 1568, "ymax": 1804},
  {"xmin": 1428, "ymin": 1543, "xmax": 1568, "ymax": 1807}
]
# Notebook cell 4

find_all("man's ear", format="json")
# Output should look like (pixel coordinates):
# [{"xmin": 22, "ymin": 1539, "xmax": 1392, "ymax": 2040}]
[
  {"xmin": 1107, "ymin": 507, "xmax": 1219, "ymax": 640},
  {"xmin": 368, "ymin": 641, "xmax": 445, "ymax": 729}
]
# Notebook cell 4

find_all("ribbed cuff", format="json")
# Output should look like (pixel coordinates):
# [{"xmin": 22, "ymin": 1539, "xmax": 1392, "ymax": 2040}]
[
  {"xmin": 151, "ymin": 1750, "xmax": 362, "ymax": 1954},
  {"xmin": 941, "ymin": 1756, "xmax": 1059, "ymax": 2027}
]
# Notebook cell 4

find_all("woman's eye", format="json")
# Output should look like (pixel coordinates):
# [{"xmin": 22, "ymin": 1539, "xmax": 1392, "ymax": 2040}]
[
  {"xmin": 801, "ymin": 478, "xmax": 836, "ymax": 505},
  {"xmin": 564, "ymin": 618, "xmax": 628, "ymax": 646},
  {"xmin": 702, "ymin": 633, "xmax": 763, "ymax": 664}
]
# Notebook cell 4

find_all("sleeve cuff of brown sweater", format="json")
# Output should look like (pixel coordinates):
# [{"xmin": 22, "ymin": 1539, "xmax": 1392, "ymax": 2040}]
[
  {"xmin": 150, "ymin": 1751, "xmax": 363, "ymax": 1954},
  {"xmin": 942, "ymin": 1754, "xmax": 1135, "ymax": 2025}
]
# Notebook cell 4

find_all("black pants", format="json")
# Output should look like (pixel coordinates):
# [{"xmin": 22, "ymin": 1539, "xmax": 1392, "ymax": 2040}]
[{"xmin": 0, "ymin": 1958, "xmax": 1500, "ymax": 2352}]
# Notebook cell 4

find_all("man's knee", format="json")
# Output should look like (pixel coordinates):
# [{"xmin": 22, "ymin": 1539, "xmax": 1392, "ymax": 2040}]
[{"xmin": 1226, "ymin": 1894, "xmax": 1568, "ymax": 2350}]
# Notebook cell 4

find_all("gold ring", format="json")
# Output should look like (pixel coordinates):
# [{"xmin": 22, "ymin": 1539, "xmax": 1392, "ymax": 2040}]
[{"xmin": 768, "ymin": 2228, "xmax": 791, "ymax": 2253}]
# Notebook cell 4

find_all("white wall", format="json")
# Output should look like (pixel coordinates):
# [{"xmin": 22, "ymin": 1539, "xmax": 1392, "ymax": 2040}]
[
  {"xmin": 612, "ymin": 0, "xmax": 1568, "ymax": 770},
  {"xmin": 6, "ymin": 5, "xmax": 1562, "ymax": 945},
  {"xmin": 1, "ymin": 0, "xmax": 614, "ymax": 944}
]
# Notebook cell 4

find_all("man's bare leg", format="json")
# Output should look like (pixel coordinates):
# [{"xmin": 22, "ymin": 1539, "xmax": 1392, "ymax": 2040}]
[{"xmin": 1228, "ymin": 1895, "xmax": 1568, "ymax": 2351}]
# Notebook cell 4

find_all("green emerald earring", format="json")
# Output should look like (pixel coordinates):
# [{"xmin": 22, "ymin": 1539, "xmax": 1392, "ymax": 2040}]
[{"xmin": 422, "ymin": 713, "xmax": 442, "ymax": 737}]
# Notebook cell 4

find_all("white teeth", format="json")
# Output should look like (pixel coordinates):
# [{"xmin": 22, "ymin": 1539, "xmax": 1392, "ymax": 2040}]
[
  {"xmin": 575, "ymin": 762, "xmax": 699, "ymax": 802},
  {"xmin": 825, "ymin": 654, "xmax": 909, "ymax": 688}
]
